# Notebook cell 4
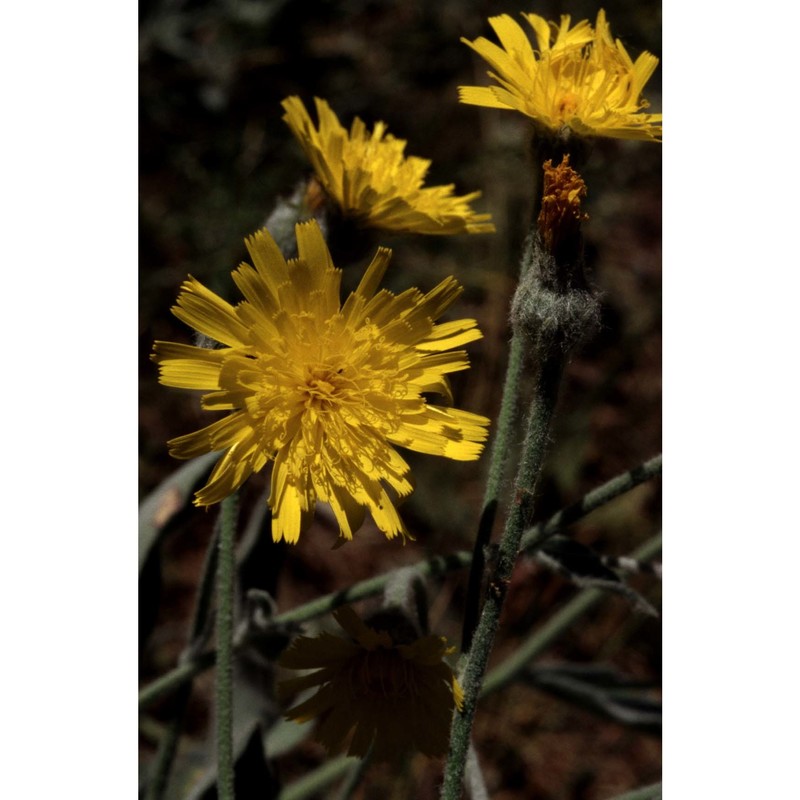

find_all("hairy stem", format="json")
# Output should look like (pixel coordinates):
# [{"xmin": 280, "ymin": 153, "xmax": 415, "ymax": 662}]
[
  {"xmin": 462, "ymin": 332, "xmax": 526, "ymax": 652},
  {"xmin": 520, "ymin": 454, "xmax": 662, "ymax": 552},
  {"xmin": 441, "ymin": 352, "xmax": 565, "ymax": 798},
  {"xmin": 216, "ymin": 494, "xmax": 239, "ymax": 800}
]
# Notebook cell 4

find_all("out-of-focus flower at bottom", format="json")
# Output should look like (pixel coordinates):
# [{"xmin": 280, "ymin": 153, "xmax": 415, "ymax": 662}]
[{"xmin": 278, "ymin": 606, "xmax": 463, "ymax": 761}]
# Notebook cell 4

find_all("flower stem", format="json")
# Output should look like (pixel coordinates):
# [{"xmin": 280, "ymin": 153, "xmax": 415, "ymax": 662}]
[
  {"xmin": 276, "ymin": 756, "xmax": 355, "ymax": 800},
  {"xmin": 138, "ymin": 455, "xmax": 661, "ymax": 710},
  {"xmin": 216, "ymin": 493, "xmax": 239, "ymax": 800},
  {"xmin": 461, "ymin": 331, "xmax": 526, "ymax": 652},
  {"xmin": 441, "ymin": 351, "xmax": 565, "ymax": 799},
  {"xmin": 334, "ymin": 744, "xmax": 374, "ymax": 800},
  {"xmin": 519, "ymin": 454, "xmax": 662, "ymax": 553},
  {"xmin": 604, "ymin": 782, "xmax": 662, "ymax": 800}
]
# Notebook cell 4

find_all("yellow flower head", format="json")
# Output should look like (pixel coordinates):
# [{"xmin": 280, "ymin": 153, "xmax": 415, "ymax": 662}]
[
  {"xmin": 278, "ymin": 606, "xmax": 464, "ymax": 761},
  {"xmin": 281, "ymin": 96, "xmax": 495, "ymax": 235},
  {"xmin": 460, "ymin": 9, "xmax": 662, "ymax": 142},
  {"xmin": 152, "ymin": 220, "xmax": 490, "ymax": 543}
]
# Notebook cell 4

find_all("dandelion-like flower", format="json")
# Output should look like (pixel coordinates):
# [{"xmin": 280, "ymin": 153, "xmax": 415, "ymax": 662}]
[
  {"xmin": 281, "ymin": 96, "xmax": 495, "ymax": 235},
  {"xmin": 278, "ymin": 606, "xmax": 463, "ymax": 760},
  {"xmin": 152, "ymin": 220, "xmax": 490, "ymax": 543},
  {"xmin": 460, "ymin": 9, "xmax": 662, "ymax": 142}
]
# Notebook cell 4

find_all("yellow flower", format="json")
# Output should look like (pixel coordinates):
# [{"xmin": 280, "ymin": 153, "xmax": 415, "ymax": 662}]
[
  {"xmin": 278, "ymin": 606, "xmax": 463, "ymax": 760},
  {"xmin": 151, "ymin": 220, "xmax": 489, "ymax": 543},
  {"xmin": 460, "ymin": 9, "xmax": 662, "ymax": 142},
  {"xmin": 281, "ymin": 96, "xmax": 495, "ymax": 235}
]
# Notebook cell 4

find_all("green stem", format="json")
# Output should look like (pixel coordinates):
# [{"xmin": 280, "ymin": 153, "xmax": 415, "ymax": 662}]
[
  {"xmin": 441, "ymin": 352, "xmax": 565, "ymax": 799},
  {"xmin": 604, "ymin": 782, "xmax": 662, "ymax": 800},
  {"xmin": 143, "ymin": 700, "xmax": 190, "ymax": 800},
  {"xmin": 216, "ymin": 494, "xmax": 239, "ymax": 800},
  {"xmin": 276, "ymin": 756, "xmax": 355, "ymax": 800},
  {"xmin": 482, "ymin": 532, "xmax": 662, "ymax": 697},
  {"xmin": 144, "ymin": 520, "xmax": 222, "ymax": 800},
  {"xmin": 334, "ymin": 744, "xmax": 374, "ymax": 800},
  {"xmin": 519, "ymin": 454, "xmax": 662, "ymax": 553},
  {"xmin": 138, "ymin": 457, "xmax": 662, "ymax": 710},
  {"xmin": 140, "ymin": 652, "xmax": 216, "ymax": 709},
  {"xmin": 462, "ymin": 332, "xmax": 526, "ymax": 652}
]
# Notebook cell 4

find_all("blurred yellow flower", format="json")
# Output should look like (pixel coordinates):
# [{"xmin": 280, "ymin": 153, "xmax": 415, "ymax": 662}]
[
  {"xmin": 281, "ymin": 96, "xmax": 495, "ymax": 235},
  {"xmin": 278, "ymin": 606, "xmax": 463, "ymax": 760},
  {"xmin": 152, "ymin": 220, "xmax": 489, "ymax": 543},
  {"xmin": 460, "ymin": 9, "xmax": 662, "ymax": 142}
]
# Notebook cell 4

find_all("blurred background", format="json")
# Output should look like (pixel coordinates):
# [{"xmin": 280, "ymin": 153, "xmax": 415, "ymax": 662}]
[{"xmin": 139, "ymin": 0, "xmax": 662, "ymax": 797}]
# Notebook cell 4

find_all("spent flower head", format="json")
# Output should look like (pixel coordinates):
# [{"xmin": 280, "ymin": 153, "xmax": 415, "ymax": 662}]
[
  {"xmin": 538, "ymin": 155, "xmax": 589, "ymax": 255},
  {"xmin": 282, "ymin": 96, "xmax": 495, "ymax": 235},
  {"xmin": 460, "ymin": 9, "xmax": 662, "ymax": 142},
  {"xmin": 278, "ymin": 606, "xmax": 463, "ymax": 761},
  {"xmin": 152, "ymin": 220, "xmax": 489, "ymax": 543}
]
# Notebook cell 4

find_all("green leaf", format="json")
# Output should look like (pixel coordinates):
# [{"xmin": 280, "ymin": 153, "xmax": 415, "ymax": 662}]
[{"xmin": 139, "ymin": 452, "xmax": 218, "ymax": 573}]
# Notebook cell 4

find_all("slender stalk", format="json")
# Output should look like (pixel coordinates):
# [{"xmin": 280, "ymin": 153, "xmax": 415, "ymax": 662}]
[
  {"xmin": 604, "ymin": 782, "xmax": 662, "ymax": 800},
  {"xmin": 140, "ymin": 652, "xmax": 216, "ymax": 709},
  {"xmin": 520, "ymin": 455, "xmax": 662, "ymax": 553},
  {"xmin": 276, "ymin": 756, "xmax": 355, "ymax": 800},
  {"xmin": 334, "ymin": 744, "xmax": 374, "ymax": 800},
  {"xmin": 138, "ymin": 456, "xmax": 661, "ymax": 709},
  {"xmin": 144, "ymin": 520, "xmax": 222, "ymax": 800},
  {"xmin": 441, "ymin": 352, "xmax": 565, "ymax": 798},
  {"xmin": 143, "ymin": 701, "xmax": 189, "ymax": 800},
  {"xmin": 461, "ymin": 331, "xmax": 526, "ymax": 652},
  {"xmin": 481, "ymin": 532, "xmax": 662, "ymax": 697},
  {"xmin": 216, "ymin": 494, "xmax": 239, "ymax": 800}
]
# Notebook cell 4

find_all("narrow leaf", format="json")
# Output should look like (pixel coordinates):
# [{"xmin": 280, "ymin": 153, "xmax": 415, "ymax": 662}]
[
  {"xmin": 534, "ymin": 535, "xmax": 659, "ymax": 617},
  {"xmin": 139, "ymin": 452, "xmax": 218, "ymax": 573}
]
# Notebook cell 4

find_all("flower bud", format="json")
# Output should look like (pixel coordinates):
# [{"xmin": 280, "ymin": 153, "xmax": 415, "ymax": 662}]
[{"xmin": 511, "ymin": 156, "xmax": 600, "ymax": 355}]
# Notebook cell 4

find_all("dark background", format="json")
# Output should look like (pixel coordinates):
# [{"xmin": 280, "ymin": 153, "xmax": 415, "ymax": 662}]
[{"xmin": 140, "ymin": 1, "xmax": 662, "ymax": 796}]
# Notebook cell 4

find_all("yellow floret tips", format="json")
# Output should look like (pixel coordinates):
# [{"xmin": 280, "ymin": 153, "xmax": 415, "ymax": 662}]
[
  {"xmin": 459, "ymin": 9, "xmax": 662, "ymax": 142},
  {"xmin": 281, "ymin": 95, "xmax": 496, "ymax": 235},
  {"xmin": 151, "ymin": 220, "xmax": 490, "ymax": 544},
  {"xmin": 278, "ymin": 606, "xmax": 464, "ymax": 761}
]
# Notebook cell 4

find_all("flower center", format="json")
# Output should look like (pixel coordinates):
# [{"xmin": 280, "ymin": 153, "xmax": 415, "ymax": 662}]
[
  {"xmin": 301, "ymin": 366, "xmax": 346, "ymax": 411},
  {"xmin": 556, "ymin": 91, "xmax": 580, "ymax": 118},
  {"xmin": 352, "ymin": 649, "xmax": 416, "ymax": 700}
]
